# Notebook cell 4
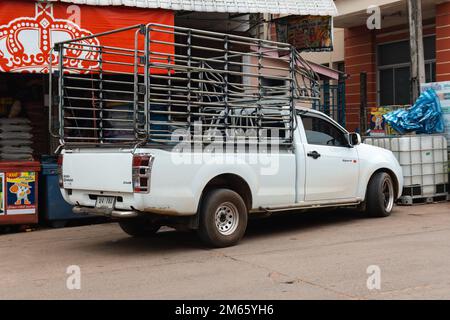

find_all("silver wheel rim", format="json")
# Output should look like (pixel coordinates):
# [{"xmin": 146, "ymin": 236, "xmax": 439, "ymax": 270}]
[
  {"xmin": 382, "ymin": 178, "xmax": 394, "ymax": 213},
  {"xmin": 214, "ymin": 202, "xmax": 239, "ymax": 236}
]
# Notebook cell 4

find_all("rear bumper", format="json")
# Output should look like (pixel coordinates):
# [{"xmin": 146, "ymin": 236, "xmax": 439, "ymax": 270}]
[
  {"xmin": 72, "ymin": 206, "xmax": 139, "ymax": 218},
  {"xmin": 62, "ymin": 188, "xmax": 197, "ymax": 216}
]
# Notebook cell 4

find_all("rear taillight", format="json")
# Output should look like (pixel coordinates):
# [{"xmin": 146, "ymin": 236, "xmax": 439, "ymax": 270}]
[
  {"xmin": 57, "ymin": 154, "xmax": 64, "ymax": 188},
  {"xmin": 132, "ymin": 154, "xmax": 154, "ymax": 193}
]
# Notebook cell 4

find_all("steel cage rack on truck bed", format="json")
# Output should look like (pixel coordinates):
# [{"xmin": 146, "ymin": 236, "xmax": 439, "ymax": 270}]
[{"xmin": 49, "ymin": 23, "xmax": 320, "ymax": 148}]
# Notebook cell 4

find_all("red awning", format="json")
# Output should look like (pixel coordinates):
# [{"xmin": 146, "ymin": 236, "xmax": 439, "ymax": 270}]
[{"xmin": 0, "ymin": 1, "xmax": 174, "ymax": 73}]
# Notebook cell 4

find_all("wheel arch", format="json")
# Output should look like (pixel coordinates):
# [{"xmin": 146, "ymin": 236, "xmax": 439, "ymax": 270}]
[
  {"xmin": 197, "ymin": 173, "xmax": 253, "ymax": 213},
  {"xmin": 366, "ymin": 168, "xmax": 400, "ymax": 201}
]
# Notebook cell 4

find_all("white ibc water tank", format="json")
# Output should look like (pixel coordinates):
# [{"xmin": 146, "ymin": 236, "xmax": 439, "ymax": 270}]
[{"xmin": 364, "ymin": 135, "xmax": 449, "ymax": 197}]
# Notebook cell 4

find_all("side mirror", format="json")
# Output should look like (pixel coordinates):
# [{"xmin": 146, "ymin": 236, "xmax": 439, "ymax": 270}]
[{"xmin": 349, "ymin": 132, "xmax": 361, "ymax": 146}]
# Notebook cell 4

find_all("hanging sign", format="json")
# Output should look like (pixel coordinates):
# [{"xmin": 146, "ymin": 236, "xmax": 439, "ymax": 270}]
[
  {"xmin": 0, "ymin": 0, "xmax": 174, "ymax": 74},
  {"xmin": 276, "ymin": 15, "xmax": 333, "ymax": 52}
]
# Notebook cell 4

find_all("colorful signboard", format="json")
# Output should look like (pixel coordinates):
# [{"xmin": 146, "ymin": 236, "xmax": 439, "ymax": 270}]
[
  {"xmin": 369, "ymin": 106, "xmax": 406, "ymax": 136},
  {"xmin": 0, "ymin": 0, "xmax": 174, "ymax": 74},
  {"xmin": 0, "ymin": 173, "xmax": 4, "ymax": 215},
  {"xmin": 5, "ymin": 171, "xmax": 36, "ymax": 215},
  {"xmin": 275, "ymin": 15, "xmax": 333, "ymax": 52}
]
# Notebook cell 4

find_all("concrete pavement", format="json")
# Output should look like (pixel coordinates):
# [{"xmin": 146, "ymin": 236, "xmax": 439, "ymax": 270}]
[{"xmin": 0, "ymin": 202, "xmax": 449, "ymax": 299}]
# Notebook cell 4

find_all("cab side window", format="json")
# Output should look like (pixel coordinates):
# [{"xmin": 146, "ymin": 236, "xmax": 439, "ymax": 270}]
[{"xmin": 301, "ymin": 115, "xmax": 348, "ymax": 147}]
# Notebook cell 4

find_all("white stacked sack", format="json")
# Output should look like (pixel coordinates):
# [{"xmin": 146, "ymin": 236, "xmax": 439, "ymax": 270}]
[{"xmin": 0, "ymin": 118, "xmax": 33, "ymax": 160}]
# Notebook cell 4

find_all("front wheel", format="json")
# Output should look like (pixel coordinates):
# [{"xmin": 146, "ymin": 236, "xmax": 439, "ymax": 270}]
[
  {"xmin": 197, "ymin": 189, "xmax": 248, "ymax": 248},
  {"xmin": 365, "ymin": 172, "xmax": 396, "ymax": 217}
]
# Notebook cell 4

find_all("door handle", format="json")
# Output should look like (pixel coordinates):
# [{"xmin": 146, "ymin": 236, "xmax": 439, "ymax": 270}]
[{"xmin": 307, "ymin": 151, "xmax": 321, "ymax": 159}]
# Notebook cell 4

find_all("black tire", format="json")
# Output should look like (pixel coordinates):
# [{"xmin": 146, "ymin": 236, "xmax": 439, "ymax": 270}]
[
  {"xmin": 118, "ymin": 218, "xmax": 160, "ymax": 237},
  {"xmin": 197, "ymin": 189, "xmax": 248, "ymax": 248},
  {"xmin": 365, "ymin": 172, "xmax": 395, "ymax": 217}
]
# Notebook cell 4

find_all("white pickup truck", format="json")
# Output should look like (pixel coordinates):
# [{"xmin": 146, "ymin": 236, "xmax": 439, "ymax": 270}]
[
  {"xmin": 60, "ymin": 107, "xmax": 403, "ymax": 247},
  {"xmin": 52, "ymin": 24, "xmax": 403, "ymax": 247}
]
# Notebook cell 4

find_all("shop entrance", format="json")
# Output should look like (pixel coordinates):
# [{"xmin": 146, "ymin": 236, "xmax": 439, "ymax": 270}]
[{"xmin": 0, "ymin": 73, "xmax": 51, "ymax": 160}]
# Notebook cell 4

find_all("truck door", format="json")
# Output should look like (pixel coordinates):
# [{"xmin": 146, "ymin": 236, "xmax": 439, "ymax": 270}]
[{"xmin": 299, "ymin": 114, "xmax": 359, "ymax": 202}]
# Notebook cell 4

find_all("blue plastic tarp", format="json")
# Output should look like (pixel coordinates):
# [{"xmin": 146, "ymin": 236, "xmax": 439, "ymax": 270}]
[{"xmin": 383, "ymin": 89, "xmax": 445, "ymax": 134}]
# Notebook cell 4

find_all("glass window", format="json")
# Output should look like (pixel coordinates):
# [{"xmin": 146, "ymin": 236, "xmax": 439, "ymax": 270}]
[
  {"xmin": 301, "ymin": 115, "xmax": 348, "ymax": 147},
  {"xmin": 378, "ymin": 41, "xmax": 410, "ymax": 66},
  {"xmin": 424, "ymin": 36, "xmax": 436, "ymax": 61},
  {"xmin": 379, "ymin": 69, "xmax": 394, "ymax": 105},
  {"xmin": 378, "ymin": 36, "xmax": 436, "ymax": 67},
  {"xmin": 394, "ymin": 66, "xmax": 411, "ymax": 105},
  {"xmin": 378, "ymin": 36, "xmax": 436, "ymax": 106},
  {"xmin": 379, "ymin": 63, "xmax": 435, "ymax": 106},
  {"xmin": 425, "ymin": 63, "xmax": 436, "ymax": 83}
]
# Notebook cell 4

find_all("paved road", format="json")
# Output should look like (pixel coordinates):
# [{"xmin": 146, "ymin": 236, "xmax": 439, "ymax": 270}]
[{"xmin": 1, "ymin": 203, "xmax": 449, "ymax": 299}]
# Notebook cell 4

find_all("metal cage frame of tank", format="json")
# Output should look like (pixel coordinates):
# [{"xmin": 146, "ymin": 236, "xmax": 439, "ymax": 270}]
[{"xmin": 364, "ymin": 134, "xmax": 449, "ymax": 203}]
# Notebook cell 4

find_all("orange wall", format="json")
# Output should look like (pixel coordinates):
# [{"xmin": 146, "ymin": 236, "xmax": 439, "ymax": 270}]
[
  {"xmin": 343, "ymin": 18, "xmax": 437, "ymax": 132},
  {"xmin": 344, "ymin": 26, "xmax": 377, "ymax": 132},
  {"xmin": 436, "ymin": 1, "xmax": 450, "ymax": 81}
]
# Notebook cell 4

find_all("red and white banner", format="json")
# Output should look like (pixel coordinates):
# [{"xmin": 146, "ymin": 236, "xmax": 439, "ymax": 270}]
[{"xmin": 0, "ymin": 0, "xmax": 174, "ymax": 73}]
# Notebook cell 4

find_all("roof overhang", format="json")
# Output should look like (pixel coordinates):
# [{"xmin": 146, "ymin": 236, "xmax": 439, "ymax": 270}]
[
  {"xmin": 307, "ymin": 61, "xmax": 341, "ymax": 81},
  {"xmin": 53, "ymin": 0, "xmax": 338, "ymax": 16}
]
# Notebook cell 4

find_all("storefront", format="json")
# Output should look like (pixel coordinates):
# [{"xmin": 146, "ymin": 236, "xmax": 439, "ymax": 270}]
[
  {"xmin": 0, "ymin": 0, "xmax": 338, "ymax": 227},
  {"xmin": 331, "ymin": 0, "xmax": 450, "ymax": 132},
  {"xmin": 0, "ymin": 0, "xmax": 173, "ymax": 226}
]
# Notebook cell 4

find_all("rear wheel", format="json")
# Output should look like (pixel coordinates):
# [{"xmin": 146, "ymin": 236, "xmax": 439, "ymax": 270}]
[
  {"xmin": 118, "ymin": 218, "xmax": 160, "ymax": 237},
  {"xmin": 366, "ymin": 172, "xmax": 395, "ymax": 217},
  {"xmin": 197, "ymin": 189, "xmax": 248, "ymax": 248}
]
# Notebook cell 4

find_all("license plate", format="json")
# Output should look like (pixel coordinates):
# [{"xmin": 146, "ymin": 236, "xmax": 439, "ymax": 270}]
[{"xmin": 95, "ymin": 196, "xmax": 115, "ymax": 210}]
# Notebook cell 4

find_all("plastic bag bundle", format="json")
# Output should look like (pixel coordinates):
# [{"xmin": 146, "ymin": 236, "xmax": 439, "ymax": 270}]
[
  {"xmin": 0, "ymin": 131, "xmax": 33, "ymax": 140},
  {"xmin": 0, "ymin": 118, "xmax": 30, "ymax": 125},
  {"xmin": 383, "ymin": 89, "xmax": 445, "ymax": 134},
  {"xmin": 0, "ymin": 117, "xmax": 34, "ymax": 160},
  {"xmin": 0, "ymin": 146, "xmax": 33, "ymax": 154}
]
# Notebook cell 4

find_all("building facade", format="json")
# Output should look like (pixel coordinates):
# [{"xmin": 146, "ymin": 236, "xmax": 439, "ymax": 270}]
[{"xmin": 305, "ymin": 0, "xmax": 450, "ymax": 132}]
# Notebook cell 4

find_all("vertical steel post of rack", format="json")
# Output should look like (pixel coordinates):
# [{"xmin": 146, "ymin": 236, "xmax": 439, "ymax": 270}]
[
  {"xmin": 144, "ymin": 26, "xmax": 150, "ymax": 140},
  {"xmin": 198, "ymin": 60, "xmax": 204, "ymax": 122},
  {"xmin": 133, "ymin": 28, "xmax": 140, "ymax": 139},
  {"xmin": 57, "ymin": 43, "xmax": 65, "ymax": 142},
  {"xmin": 98, "ymin": 46, "xmax": 104, "ymax": 143},
  {"xmin": 224, "ymin": 35, "xmax": 229, "ymax": 137},
  {"xmin": 187, "ymin": 29, "xmax": 192, "ymax": 132},
  {"xmin": 289, "ymin": 46, "xmax": 296, "ymax": 145},
  {"xmin": 167, "ymin": 49, "xmax": 172, "ymax": 124},
  {"xmin": 257, "ymin": 39, "xmax": 262, "ymax": 143}
]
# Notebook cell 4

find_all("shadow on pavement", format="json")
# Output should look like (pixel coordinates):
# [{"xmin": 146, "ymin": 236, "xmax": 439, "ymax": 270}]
[
  {"xmin": 76, "ymin": 208, "xmax": 366, "ymax": 255},
  {"xmin": 246, "ymin": 208, "xmax": 365, "ymax": 237}
]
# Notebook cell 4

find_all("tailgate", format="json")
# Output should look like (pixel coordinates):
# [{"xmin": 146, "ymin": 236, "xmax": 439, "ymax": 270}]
[{"xmin": 62, "ymin": 152, "xmax": 133, "ymax": 193}]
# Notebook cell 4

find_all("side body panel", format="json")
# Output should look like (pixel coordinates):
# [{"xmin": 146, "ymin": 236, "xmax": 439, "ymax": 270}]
[{"xmin": 61, "ymin": 147, "xmax": 297, "ymax": 215}]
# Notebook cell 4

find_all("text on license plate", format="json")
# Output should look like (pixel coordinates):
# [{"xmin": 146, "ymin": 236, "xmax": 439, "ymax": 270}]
[{"xmin": 95, "ymin": 196, "xmax": 115, "ymax": 209}]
